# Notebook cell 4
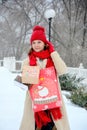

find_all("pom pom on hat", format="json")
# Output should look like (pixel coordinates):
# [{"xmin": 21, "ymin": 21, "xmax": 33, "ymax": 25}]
[
  {"xmin": 33, "ymin": 26, "xmax": 45, "ymax": 32},
  {"xmin": 30, "ymin": 25, "xmax": 47, "ymax": 44}
]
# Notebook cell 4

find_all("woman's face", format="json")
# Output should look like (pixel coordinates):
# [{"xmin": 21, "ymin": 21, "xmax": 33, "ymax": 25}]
[{"xmin": 31, "ymin": 40, "xmax": 45, "ymax": 52}]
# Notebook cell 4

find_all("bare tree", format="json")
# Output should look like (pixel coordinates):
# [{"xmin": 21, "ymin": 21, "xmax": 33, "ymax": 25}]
[
  {"xmin": 0, "ymin": 0, "xmax": 87, "ymax": 67},
  {"xmin": 0, "ymin": 0, "xmax": 48, "ymax": 59}
]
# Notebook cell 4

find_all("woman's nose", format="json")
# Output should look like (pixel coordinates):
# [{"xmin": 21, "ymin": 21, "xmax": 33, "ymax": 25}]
[{"xmin": 35, "ymin": 43, "xmax": 39, "ymax": 46}]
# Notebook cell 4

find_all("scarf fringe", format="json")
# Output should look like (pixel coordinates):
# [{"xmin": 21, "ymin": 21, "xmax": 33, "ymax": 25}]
[
  {"xmin": 35, "ymin": 111, "xmax": 51, "ymax": 128},
  {"xmin": 35, "ymin": 108, "xmax": 62, "ymax": 128},
  {"xmin": 50, "ymin": 107, "xmax": 62, "ymax": 120}
]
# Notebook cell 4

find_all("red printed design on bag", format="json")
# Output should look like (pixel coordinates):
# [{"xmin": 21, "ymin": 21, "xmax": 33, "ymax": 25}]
[{"xmin": 30, "ymin": 67, "xmax": 62, "ymax": 112}]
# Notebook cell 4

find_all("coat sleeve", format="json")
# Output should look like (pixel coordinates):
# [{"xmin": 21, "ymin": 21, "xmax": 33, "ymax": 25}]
[
  {"xmin": 51, "ymin": 51, "xmax": 71, "ymax": 130},
  {"xmin": 51, "ymin": 51, "xmax": 67, "ymax": 76}
]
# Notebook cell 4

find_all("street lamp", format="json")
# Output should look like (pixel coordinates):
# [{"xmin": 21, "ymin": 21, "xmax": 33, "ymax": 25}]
[{"xmin": 44, "ymin": 9, "xmax": 56, "ymax": 41}]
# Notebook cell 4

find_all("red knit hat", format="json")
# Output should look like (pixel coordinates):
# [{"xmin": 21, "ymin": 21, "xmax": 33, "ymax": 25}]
[{"xmin": 30, "ymin": 25, "xmax": 47, "ymax": 44}]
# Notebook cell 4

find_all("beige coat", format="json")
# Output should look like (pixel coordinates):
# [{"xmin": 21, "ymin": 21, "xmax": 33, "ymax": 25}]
[{"xmin": 19, "ymin": 51, "xmax": 71, "ymax": 130}]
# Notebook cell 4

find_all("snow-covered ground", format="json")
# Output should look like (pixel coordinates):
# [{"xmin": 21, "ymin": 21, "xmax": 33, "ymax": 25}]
[{"xmin": 0, "ymin": 67, "xmax": 87, "ymax": 130}]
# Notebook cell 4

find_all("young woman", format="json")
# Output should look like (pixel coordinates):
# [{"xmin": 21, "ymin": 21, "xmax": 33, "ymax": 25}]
[{"xmin": 19, "ymin": 25, "xmax": 70, "ymax": 130}]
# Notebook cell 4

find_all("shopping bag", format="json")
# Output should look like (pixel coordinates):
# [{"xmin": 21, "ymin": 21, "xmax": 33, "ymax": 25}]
[
  {"xmin": 22, "ymin": 65, "xmax": 40, "ymax": 84},
  {"xmin": 30, "ymin": 66, "xmax": 62, "ymax": 112}
]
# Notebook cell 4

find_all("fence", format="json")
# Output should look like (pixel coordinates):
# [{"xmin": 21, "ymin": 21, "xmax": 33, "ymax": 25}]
[{"xmin": 0, "ymin": 57, "xmax": 22, "ymax": 73}]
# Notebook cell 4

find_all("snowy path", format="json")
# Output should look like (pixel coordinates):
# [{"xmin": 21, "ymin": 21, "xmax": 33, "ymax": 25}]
[{"xmin": 0, "ymin": 67, "xmax": 87, "ymax": 130}]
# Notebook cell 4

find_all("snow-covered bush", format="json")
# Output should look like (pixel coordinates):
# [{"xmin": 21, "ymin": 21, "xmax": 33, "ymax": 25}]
[
  {"xmin": 59, "ymin": 73, "xmax": 87, "ymax": 108},
  {"xmin": 59, "ymin": 73, "xmax": 84, "ymax": 91},
  {"xmin": 70, "ymin": 86, "xmax": 87, "ymax": 109}
]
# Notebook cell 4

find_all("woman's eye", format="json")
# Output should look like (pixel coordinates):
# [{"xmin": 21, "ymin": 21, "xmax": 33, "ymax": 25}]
[
  {"xmin": 38, "ymin": 41, "xmax": 41, "ymax": 44},
  {"xmin": 32, "ymin": 42, "xmax": 35, "ymax": 44}
]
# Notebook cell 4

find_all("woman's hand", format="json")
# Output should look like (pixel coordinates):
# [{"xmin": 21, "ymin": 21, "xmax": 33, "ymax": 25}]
[{"xmin": 47, "ymin": 41, "xmax": 55, "ymax": 53}]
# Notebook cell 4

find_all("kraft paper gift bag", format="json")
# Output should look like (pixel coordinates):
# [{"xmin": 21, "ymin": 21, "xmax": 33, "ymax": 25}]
[
  {"xmin": 22, "ymin": 66, "xmax": 40, "ymax": 84},
  {"xmin": 29, "ymin": 66, "xmax": 62, "ymax": 112}
]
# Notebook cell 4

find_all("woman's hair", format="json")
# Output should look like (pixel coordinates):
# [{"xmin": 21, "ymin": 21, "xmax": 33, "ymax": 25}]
[{"xmin": 28, "ymin": 44, "xmax": 49, "ymax": 56}]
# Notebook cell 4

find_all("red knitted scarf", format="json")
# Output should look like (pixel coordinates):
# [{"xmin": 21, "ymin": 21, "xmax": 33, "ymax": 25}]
[
  {"xmin": 29, "ymin": 50, "xmax": 54, "ymax": 67},
  {"xmin": 29, "ymin": 49, "xmax": 62, "ymax": 128}
]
